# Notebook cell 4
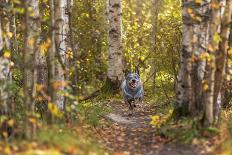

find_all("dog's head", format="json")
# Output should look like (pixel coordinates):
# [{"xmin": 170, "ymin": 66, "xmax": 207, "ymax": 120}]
[{"xmin": 124, "ymin": 67, "xmax": 141, "ymax": 90}]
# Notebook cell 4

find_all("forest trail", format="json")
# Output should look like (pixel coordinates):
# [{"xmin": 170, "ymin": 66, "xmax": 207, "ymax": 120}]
[{"xmin": 98, "ymin": 101, "xmax": 210, "ymax": 155}]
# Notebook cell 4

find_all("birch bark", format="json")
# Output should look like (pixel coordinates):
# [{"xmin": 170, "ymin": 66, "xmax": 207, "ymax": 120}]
[
  {"xmin": 175, "ymin": 0, "xmax": 194, "ymax": 116},
  {"xmin": 214, "ymin": 0, "xmax": 232, "ymax": 122},
  {"xmin": 24, "ymin": 0, "xmax": 40, "ymax": 138},
  {"xmin": 54, "ymin": 0, "xmax": 70, "ymax": 109},
  {"xmin": 203, "ymin": 0, "xmax": 221, "ymax": 126},
  {"xmin": 107, "ymin": 0, "xmax": 124, "ymax": 90}
]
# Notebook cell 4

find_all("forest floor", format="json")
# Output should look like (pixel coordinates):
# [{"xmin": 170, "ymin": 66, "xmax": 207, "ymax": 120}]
[
  {"xmin": 0, "ymin": 99, "xmax": 225, "ymax": 155},
  {"xmin": 96, "ymin": 101, "xmax": 214, "ymax": 155}
]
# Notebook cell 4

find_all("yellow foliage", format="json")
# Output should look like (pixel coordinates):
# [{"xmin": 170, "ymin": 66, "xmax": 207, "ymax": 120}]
[
  {"xmin": 203, "ymin": 83, "xmax": 209, "ymax": 91},
  {"xmin": 2, "ymin": 132, "xmax": 8, "ymax": 138},
  {"xmin": 195, "ymin": 0, "xmax": 202, "ymax": 4},
  {"xmin": 28, "ymin": 117, "xmax": 37, "ymax": 125},
  {"xmin": 36, "ymin": 84, "xmax": 44, "ymax": 92},
  {"xmin": 28, "ymin": 38, "xmax": 35, "ymax": 47},
  {"xmin": 3, "ymin": 51, "xmax": 11, "ymax": 58},
  {"xmin": 65, "ymin": 48, "xmax": 73, "ymax": 59},
  {"xmin": 150, "ymin": 109, "xmax": 173, "ymax": 128},
  {"xmin": 6, "ymin": 32, "xmax": 13, "ymax": 39},
  {"xmin": 4, "ymin": 145, "xmax": 11, "ymax": 155},
  {"xmin": 48, "ymin": 102, "xmax": 63, "ymax": 118},
  {"xmin": 40, "ymin": 38, "xmax": 51, "ymax": 56},
  {"xmin": 187, "ymin": 8, "xmax": 193, "ymax": 14},
  {"xmin": 207, "ymin": 44, "xmax": 215, "ymax": 52},
  {"xmin": 228, "ymin": 48, "xmax": 232, "ymax": 56},
  {"xmin": 199, "ymin": 52, "xmax": 209, "ymax": 60},
  {"xmin": 7, "ymin": 119, "xmax": 14, "ymax": 127},
  {"xmin": 53, "ymin": 81, "xmax": 68, "ymax": 90},
  {"xmin": 211, "ymin": 2, "xmax": 220, "ymax": 9}
]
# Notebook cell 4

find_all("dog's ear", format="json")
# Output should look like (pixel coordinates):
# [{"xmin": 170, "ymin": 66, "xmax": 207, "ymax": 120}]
[
  {"xmin": 135, "ymin": 66, "xmax": 140, "ymax": 75},
  {"xmin": 123, "ymin": 69, "xmax": 130, "ymax": 77}
]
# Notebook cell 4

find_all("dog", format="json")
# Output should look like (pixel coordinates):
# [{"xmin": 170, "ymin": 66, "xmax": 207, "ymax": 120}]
[{"xmin": 121, "ymin": 67, "xmax": 144, "ymax": 115}]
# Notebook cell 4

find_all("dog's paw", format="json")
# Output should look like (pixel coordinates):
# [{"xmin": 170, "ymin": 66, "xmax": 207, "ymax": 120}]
[{"xmin": 128, "ymin": 111, "xmax": 133, "ymax": 116}]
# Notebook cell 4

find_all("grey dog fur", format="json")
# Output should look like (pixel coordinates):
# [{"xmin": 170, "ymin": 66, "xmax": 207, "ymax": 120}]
[{"xmin": 121, "ymin": 69, "xmax": 144, "ymax": 114}]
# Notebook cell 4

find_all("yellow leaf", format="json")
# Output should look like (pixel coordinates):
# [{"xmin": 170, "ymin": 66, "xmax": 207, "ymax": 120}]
[
  {"xmin": 53, "ymin": 81, "xmax": 68, "ymax": 90},
  {"xmin": 140, "ymin": 56, "xmax": 145, "ymax": 61},
  {"xmin": 28, "ymin": 117, "xmax": 37, "ymax": 124},
  {"xmin": 207, "ymin": 44, "xmax": 215, "ymax": 52},
  {"xmin": 40, "ymin": 39, "xmax": 51, "ymax": 56},
  {"xmin": 3, "ymin": 51, "xmax": 11, "ymax": 58},
  {"xmin": 28, "ymin": 38, "xmax": 35, "ymax": 47},
  {"xmin": 7, "ymin": 119, "xmax": 14, "ymax": 127},
  {"xmin": 203, "ymin": 83, "xmax": 209, "ymax": 91},
  {"xmin": 6, "ymin": 32, "xmax": 13, "ymax": 38},
  {"xmin": 4, "ymin": 145, "xmax": 11, "ymax": 155},
  {"xmin": 65, "ymin": 48, "xmax": 73, "ymax": 59},
  {"xmin": 195, "ymin": 0, "xmax": 202, "ymax": 4},
  {"xmin": 211, "ymin": 2, "xmax": 220, "ymax": 9},
  {"xmin": 187, "ymin": 8, "xmax": 193, "ymax": 14},
  {"xmin": 228, "ymin": 48, "xmax": 232, "ymax": 55},
  {"xmin": 199, "ymin": 52, "xmax": 209, "ymax": 60},
  {"xmin": 2, "ymin": 132, "xmax": 8, "ymax": 138},
  {"xmin": 36, "ymin": 84, "xmax": 44, "ymax": 92},
  {"xmin": 48, "ymin": 102, "xmax": 62, "ymax": 117}
]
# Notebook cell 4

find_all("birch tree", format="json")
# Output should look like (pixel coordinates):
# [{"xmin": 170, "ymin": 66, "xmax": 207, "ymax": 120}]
[
  {"xmin": 0, "ymin": 16, "xmax": 9, "ymax": 115},
  {"xmin": 175, "ymin": 0, "xmax": 195, "ymax": 116},
  {"xmin": 53, "ymin": 0, "xmax": 70, "ymax": 110},
  {"xmin": 0, "ymin": 17, "xmax": 3, "ymax": 55},
  {"xmin": 23, "ymin": 0, "xmax": 41, "ymax": 138},
  {"xmin": 176, "ymin": 0, "xmax": 232, "ymax": 126},
  {"xmin": 213, "ymin": 0, "xmax": 232, "ymax": 122},
  {"xmin": 0, "ymin": 1, "xmax": 13, "ymax": 115},
  {"xmin": 106, "ymin": 0, "xmax": 124, "ymax": 92}
]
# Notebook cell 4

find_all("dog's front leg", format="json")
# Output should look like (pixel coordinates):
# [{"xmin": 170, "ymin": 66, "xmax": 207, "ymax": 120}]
[{"xmin": 128, "ymin": 101, "xmax": 133, "ymax": 116}]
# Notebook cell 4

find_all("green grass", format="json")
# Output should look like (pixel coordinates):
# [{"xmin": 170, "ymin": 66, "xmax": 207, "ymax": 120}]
[{"xmin": 36, "ymin": 124, "xmax": 107, "ymax": 155}]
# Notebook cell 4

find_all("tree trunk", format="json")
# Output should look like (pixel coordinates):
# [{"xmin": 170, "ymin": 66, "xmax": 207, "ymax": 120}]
[
  {"xmin": 214, "ymin": 0, "xmax": 232, "ymax": 122},
  {"xmin": 202, "ymin": 0, "xmax": 222, "ymax": 126},
  {"xmin": 106, "ymin": 0, "xmax": 124, "ymax": 93},
  {"xmin": 0, "ymin": 17, "xmax": 11, "ymax": 115},
  {"xmin": 175, "ymin": 0, "xmax": 194, "ymax": 117},
  {"xmin": 54, "ymin": 0, "xmax": 70, "ymax": 110},
  {"xmin": 23, "ymin": 0, "xmax": 40, "ymax": 139},
  {"xmin": 47, "ymin": 0, "xmax": 56, "ymax": 123},
  {"xmin": 190, "ymin": 1, "xmax": 210, "ymax": 115},
  {"xmin": 0, "ymin": 17, "xmax": 3, "ymax": 54}
]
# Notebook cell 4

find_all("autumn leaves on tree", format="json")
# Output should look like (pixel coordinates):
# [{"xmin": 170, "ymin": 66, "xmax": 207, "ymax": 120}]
[
  {"xmin": 0, "ymin": 0, "xmax": 232, "ymax": 142},
  {"xmin": 175, "ymin": 0, "xmax": 232, "ymax": 126}
]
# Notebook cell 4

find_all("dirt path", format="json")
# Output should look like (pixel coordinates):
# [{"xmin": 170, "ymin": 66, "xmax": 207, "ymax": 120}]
[{"xmin": 97, "ymin": 101, "xmax": 210, "ymax": 155}]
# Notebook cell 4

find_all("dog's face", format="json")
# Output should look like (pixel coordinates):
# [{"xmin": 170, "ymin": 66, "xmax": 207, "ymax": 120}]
[
  {"xmin": 124, "ymin": 67, "xmax": 141, "ymax": 90},
  {"xmin": 125, "ymin": 73, "xmax": 140, "ymax": 89}
]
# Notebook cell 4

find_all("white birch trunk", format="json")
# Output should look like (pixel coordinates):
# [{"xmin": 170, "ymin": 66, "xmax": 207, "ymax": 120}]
[
  {"xmin": 0, "ymin": 18, "xmax": 10, "ymax": 114},
  {"xmin": 214, "ymin": 0, "xmax": 232, "ymax": 122},
  {"xmin": 0, "ymin": 12, "xmax": 13, "ymax": 115},
  {"xmin": 0, "ymin": 18, "xmax": 3, "ymax": 53},
  {"xmin": 54, "ymin": 0, "xmax": 70, "ymax": 109},
  {"xmin": 24, "ymin": 0, "xmax": 40, "ymax": 138},
  {"xmin": 175, "ymin": 0, "xmax": 194, "ymax": 116},
  {"xmin": 107, "ymin": 0, "xmax": 124, "ymax": 85},
  {"xmin": 190, "ymin": 0, "xmax": 210, "ymax": 114},
  {"xmin": 203, "ymin": 0, "xmax": 222, "ymax": 126}
]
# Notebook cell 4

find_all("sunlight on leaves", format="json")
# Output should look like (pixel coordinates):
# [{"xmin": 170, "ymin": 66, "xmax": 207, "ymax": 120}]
[
  {"xmin": 48, "ymin": 102, "xmax": 63, "ymax": 118},
  {"xmin": 3, "ymin": 50, "xmax": 11, "ymax": 59}
]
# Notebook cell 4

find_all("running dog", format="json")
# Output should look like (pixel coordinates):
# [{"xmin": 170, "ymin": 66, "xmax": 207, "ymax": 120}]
[{"xmin": 121, "ymin": 67, "xmax": 144, "ymax": 115}]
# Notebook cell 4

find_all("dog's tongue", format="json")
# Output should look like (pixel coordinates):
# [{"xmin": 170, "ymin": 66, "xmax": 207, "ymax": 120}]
[{"xmin": 131, "ymin": 83, "xmax": 137, "ymax": 88}]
